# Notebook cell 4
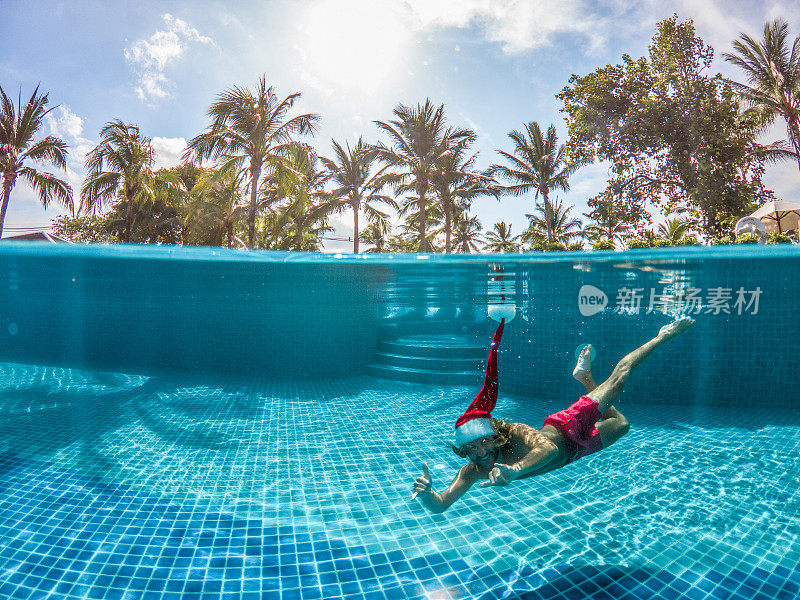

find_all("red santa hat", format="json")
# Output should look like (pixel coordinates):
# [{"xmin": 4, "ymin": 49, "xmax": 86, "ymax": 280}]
[{"xmin": 454, "ymin": 319, "xmax": 505, "ymax": 447}]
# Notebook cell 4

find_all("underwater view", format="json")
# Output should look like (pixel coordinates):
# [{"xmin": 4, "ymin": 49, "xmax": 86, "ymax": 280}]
[{"xmin": 0, "ymin": 243, "xmax": 798, "ymax": 600}]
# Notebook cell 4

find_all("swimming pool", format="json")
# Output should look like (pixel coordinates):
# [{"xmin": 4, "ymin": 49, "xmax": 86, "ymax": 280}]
[{"xmin": 0, "ymin": 243, "xmax": 798, "ymax": 600}]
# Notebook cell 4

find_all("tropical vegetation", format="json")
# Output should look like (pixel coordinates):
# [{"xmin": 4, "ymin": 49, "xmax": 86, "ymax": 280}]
[
  {"xmin": 8, "ymin": 16, "xmax": 797, "ymax": 252},
  {"xmin": 0, "ymin": 85, "xmax": 73, "ymax": 238}
]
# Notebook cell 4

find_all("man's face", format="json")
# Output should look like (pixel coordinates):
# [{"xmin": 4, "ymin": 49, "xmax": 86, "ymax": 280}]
[{"xmin": 463, "ymin": 436, "xmax": 499, "ymax": 469}]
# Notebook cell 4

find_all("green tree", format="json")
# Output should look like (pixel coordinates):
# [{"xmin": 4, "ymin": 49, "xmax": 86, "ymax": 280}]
[
  {"xmin": 723, "ymin": 19, "xmax": 800, "ymax": 171},
  {"xmin": 386, "ymin": 232, "xmax": 419, "ymax": 252},
  {"xmin": 81, "ymin": 120, "xmax": 163, "ymax": 243},
  {"xmin": 51, "ymin": 214, "xmax": 116, "ymax": 243},
  {"xmin": 582, "ymin": 195, "xmax": 631, "ymax": 247},
  {"xmin": 359, "ymin": 220, "xmax": 390, "ymax": 253},
  {"xmin": 657, "ymin": 218, "xmax": 693, "ymax": 243},
  {"xmin": 452, "ymin": 212, "xmax": 483, "ymax": 253},
  {"xmin": 525, "ymin": 196, "xmax": 582, "ymax": 244},
  {"xmin": 320, "ymin": 138, "xmax": 396, "ymax": 253},
  {"xmin": 397, "ymin": 199, "xmax": 442, "ymax": 251},
  {"xmin": 483, "ymin": 221, "xmax": 520, "ymax": 253},
  {"xmin": 257, "ymin": 144, "xmax": 334, "ymax": 251},
  {"xmin": 184, "ymin": 165, "xmax": 247, "ymax": 248},
  {"xmin": 430, "ymin": 140, "xmax": 495, "ymax": 253},
  {"xmin": 559, "ymin": 16, "xmax": 781, "ymax": 238},
  {"xmin": 489, "ymin": 121, "xmax": 581, "ymax": 214},
  {"xmin": 373, "ymin": 100, "xmax": 472, "ymax": 251},
  {"xmin": 104, "ymin": 185, "xmax": 182, "ymax": 244},
  {"xmin": 0, "ymin": 85, "xmax": 73, "ymax": 238},
  {"xmin": 185, "ymin": 75, "xmax": 320, "ymax": 248}
]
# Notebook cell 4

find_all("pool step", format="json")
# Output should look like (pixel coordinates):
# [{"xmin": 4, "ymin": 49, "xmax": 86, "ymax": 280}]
[
  {"xmin": 379, "ymin": 320, "xmax": 477, "ymax": 338},
  {"xmin": 368, "ymin": 334, "xmax": 486, "ymax": 385}
]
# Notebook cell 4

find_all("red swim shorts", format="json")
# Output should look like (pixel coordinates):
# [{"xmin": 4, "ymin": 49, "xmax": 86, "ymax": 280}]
[{"xmin": 542, "ymin": 395, "xmax": 603, "ymax": 463}]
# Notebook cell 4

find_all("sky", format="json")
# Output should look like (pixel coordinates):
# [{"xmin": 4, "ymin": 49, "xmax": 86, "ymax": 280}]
[{"xmin": 2, "ymin": 0, "xmax": 799, "ymax": 251}]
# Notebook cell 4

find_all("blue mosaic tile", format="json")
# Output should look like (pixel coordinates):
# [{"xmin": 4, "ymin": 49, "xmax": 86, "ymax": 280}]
[{"xmin": 0, "ymin": 365, "xmax": 798, "ymax": 600}]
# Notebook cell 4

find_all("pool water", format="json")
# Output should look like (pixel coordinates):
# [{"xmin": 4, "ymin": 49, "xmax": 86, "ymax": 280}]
[
  {"xmin": 0, "ymin": 243, "xmax": 799, "ymax": 599},
  {"xmin": 1, "ymin": 363, "xmax": 798, "ymax": 600}
]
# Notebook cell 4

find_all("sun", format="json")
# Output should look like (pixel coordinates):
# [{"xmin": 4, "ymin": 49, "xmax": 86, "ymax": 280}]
[{"xmin": 300, "ymin": 0, "xmax": 413, "ymax": 98}]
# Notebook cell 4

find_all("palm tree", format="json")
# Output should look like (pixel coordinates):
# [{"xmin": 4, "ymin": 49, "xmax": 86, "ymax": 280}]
[
  {"xmin": 184, "ymin": 165, "xmax": 247, "ymax": 247},
  {"xmin": 489, "ymin": 121, "xmax": 582, "ymax": 212},
  {"xmin": 386, "ymin": 232, "xmax": 419, "ymax": 252},
  {"xmin": 81, "ymin": 120, "xmax": 160, "ymax": 243},
  {"xmin": 723, "ymin": 19, "xmax": 800, "ymax": 171},
  {"xmin": 484, "ymin": 221, "xmax": 520, "ymax": 253},
  {"xmin": 657, "ymin": 218, "xmax": 692, "ymax": 243},
  {"xmin": 525, "ymin": 196, "xmax": 583, "ymax": 244},
  {"xmin": 184, "ymin": 75, "xmax": 320, "ymax": 248},
  {"xmin": 430, "ymin": 141, "xmax": 495, "ymax": 253},
  {"xmin": 398, "ymin": 199, "xmax": 443, "ymax": 251},
  {"xmin": 373, "ymin": 100, "xmax": 473, "ymax": 251},
  {"xmin": 582, "ymin": 210, "xmax": 630, "ymax": 248},
  {"xmin": 0, "ymin": 85, "xmax": 73, "ymax": 238},
  {"xmin": 359, "ymin": 220, "xmax": 390, "ymax": 253},
  {"xmin": 452, "ymin": 212, "xmax": 483, "ymax": 253},
  {"xmin": 320, "ymin": 138, "xmax": 396, "ymax": 253},
  {"xmin": 258, "ymin": 144, "xmax": 335, "ymax": 251}
]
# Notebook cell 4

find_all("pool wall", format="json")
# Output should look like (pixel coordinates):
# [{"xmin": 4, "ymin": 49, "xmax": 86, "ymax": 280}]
[
  {"xmin": 1, "ymin": 243, "xmax": 797, "ymax": 408},
  {"xmin": 0, "ymin": 244, "xmax": 386, "ymax": 378}
]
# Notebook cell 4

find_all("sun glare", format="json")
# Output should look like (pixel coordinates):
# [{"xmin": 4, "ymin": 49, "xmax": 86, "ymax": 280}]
[{"xmin": 301, "ymin": 0, "xmax": 412, "ymax": 98}]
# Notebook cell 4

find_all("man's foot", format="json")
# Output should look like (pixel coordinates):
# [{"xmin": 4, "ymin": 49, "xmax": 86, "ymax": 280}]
[
  {"xmin": 572, "ymin": 344, "xmax": 594, "ymax": 387},
  {"xmin": 658, "ymin": 316, "xmax": 694, "ymax": 341}
]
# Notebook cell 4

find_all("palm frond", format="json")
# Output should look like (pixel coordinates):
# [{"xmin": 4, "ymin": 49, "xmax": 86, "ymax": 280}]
[{"xmin": 19, "ymin": 166, "xmax": 73, "ymax": 212}]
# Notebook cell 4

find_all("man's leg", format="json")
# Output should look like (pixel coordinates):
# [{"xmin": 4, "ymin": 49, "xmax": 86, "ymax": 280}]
[
  {"xmin": 573, "ymin": 343, "xmax": 629, "ymax": 448},
  {"xmin": 587, "ymin": 317, "xmax": 693, "ymax": 414}
]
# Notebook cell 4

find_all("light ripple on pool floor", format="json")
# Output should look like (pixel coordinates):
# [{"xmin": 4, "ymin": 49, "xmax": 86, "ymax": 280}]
[{"xmin": 0, "ymin": 361, "xmax": 799, "ymax": 599}]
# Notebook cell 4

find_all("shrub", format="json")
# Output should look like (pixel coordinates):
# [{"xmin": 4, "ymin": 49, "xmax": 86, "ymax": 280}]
[
  {"xmin": 652, "ymin": 237, "xmax": 672, "ymax": 247},
  {"xmin": 766, "ymin": 232, "xmax": 793, "ymax": 244},
  {"xmin": 626, "ymin": 237, "xmax": 651, "ymax": 249},
  {"xmin": 674, "ymin": 235, "xmax": 699, "ymax": 246},
  {"xmin": 735, "ymin": 233, "xmax": 759, "ymax": 244},
  {"xmin": 592, "ymin": 240, "xmax": 615, "ymax": 250},
  {"xmin": 713, "ymin": 235, "xmax": 734, "ymax": 245},
  {"xmin": 543, "ymin": 242, "xmax": 567, "ymax": 251},
  {"xmin": 566, "ymin": 241, "xmax": 584, "ymax": 251}
]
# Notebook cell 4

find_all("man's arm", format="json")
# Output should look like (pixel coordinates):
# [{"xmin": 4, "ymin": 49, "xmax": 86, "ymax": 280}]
[
  {"xmin": 413, "ymin": 462, "xmax": 479, "ymax": 513},
  {"xmin": 483, "ymin": 423, "xmax": 558, "ymax": 486}
]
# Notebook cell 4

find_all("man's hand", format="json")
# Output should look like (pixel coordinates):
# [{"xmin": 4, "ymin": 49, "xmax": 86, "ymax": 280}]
[
  {"xmin": 480, "ymin": 463, "xmax": 517, "ymax": 487},
  {"xmin": 411, "ymin": 462, "xmax": 433, "ymax": 500}
]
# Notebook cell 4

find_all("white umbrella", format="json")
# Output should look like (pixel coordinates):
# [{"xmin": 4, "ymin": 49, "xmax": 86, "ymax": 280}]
[{"xmin": 749, "ymin": 200, "xmax": 800, "ymax": 233}]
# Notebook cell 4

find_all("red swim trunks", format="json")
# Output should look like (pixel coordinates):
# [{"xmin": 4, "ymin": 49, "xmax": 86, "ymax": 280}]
[{"xmin": 542, "ymin": 395, "xmax": 603, "ymax": 463}]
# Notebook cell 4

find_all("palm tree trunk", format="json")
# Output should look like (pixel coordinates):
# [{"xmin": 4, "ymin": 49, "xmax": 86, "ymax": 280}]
[
  {"xmin": 0, "ymin": 175, "xmax": 14, "ymax": 239},
  {"xmin": 352, "ymin": 199, "xmax": 359, "ymax": 254},
  {"xmin": 417, "ymin": 180, "xmax": 429, "ymax": 252},
  {"xmin": 248, "ymin": 161, "xmax": 261, "ymax": 249},
  {"xmin": 227, "ymin": 222, "xmax": 233, "ymax": 248},
  {"xmin": 125, "ymin": 194, "xmax": 133, "ymax": 243},
  {"xmin": 443, "ymin": 192, "xmax": 452, "ymax": 253},
  {"xmin": 789, "ymin": 116, "xmax": 800, "ymax": 173}
]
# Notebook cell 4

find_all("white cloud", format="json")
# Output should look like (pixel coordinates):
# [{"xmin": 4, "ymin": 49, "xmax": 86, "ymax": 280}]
[
  {"xmin": 151, "ymin": 136, "xmax": 187, "ymax": 169},
  {"xmin": 45, "ymin": 106, "xmax": 94, "ymax": 171},
  {"xmin": 124, "ymin": 14, "xmax": 214, "ymax": 103},
  {"xmin": 47, "ymin": 105, "xmax": 83, "ymax": 139},
  {"xmin": 674, "ymin": 0, "xmax": 750, "ymax": 53},
  {"xmin": 402, "ymin": 0, "xmax": 602, "ymax": 54}
]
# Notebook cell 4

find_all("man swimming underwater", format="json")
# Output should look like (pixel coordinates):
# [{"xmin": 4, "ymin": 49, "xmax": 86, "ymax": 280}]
[{"xmin": 412, "ymin": 316, "xmax": 694, "ymax": 513}]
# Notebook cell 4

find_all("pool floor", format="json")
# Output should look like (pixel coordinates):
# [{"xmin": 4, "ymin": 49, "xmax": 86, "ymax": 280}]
[{"xmin": 0, "ymin": 362, "xmax": 798, "ymax": 599}]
